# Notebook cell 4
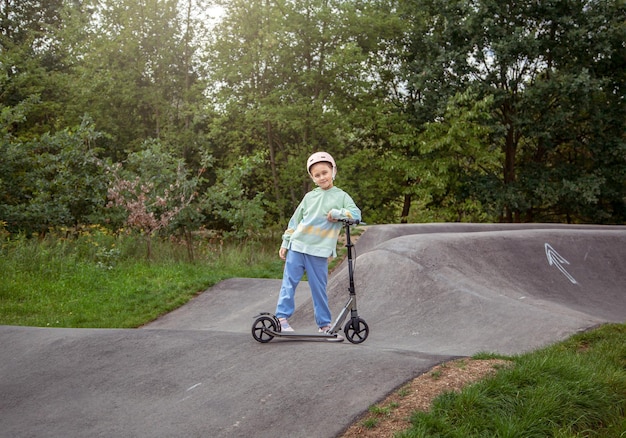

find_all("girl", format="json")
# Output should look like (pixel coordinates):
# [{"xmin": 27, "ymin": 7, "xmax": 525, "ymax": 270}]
[{"xmin": 275, "ymin": 152, "xmax": 361, "ymax": 340}]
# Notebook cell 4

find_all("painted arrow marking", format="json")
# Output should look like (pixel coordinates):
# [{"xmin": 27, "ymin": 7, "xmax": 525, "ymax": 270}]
[{"xmin": 544, "ymin": 243, "xmax": 577, "ymax": 284}]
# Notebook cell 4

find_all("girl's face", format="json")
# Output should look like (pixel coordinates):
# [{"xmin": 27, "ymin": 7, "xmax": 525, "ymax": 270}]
[{"xmin": 309, "ymin": 162, "xmax": 334, "ymax": 190}]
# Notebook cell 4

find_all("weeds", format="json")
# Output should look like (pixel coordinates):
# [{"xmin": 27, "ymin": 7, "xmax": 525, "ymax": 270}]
[
  {"xmin": 363, "ymin": 402, "xmax": 400, "ymax": 429},
  {"xmin": 430, "ymin": 370, "xmax": 443, "ymax": 380},
  {"xmin": 361, "ymin": 417, "xmax": 379, "ymax": 429},
  {"xmin": 398, "ymin": 385, "xmax": 411, "ymax": 397}
]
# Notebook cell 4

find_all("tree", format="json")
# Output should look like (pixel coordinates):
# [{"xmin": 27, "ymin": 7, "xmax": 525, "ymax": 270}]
[
  {"xmin": 0, "ymin": 117, "xmax": 107, "ymax": 235},
  {"xmin": 383, "ymin": 0, "xmax": 473, "ymax": 222},
  {"xmin": 203, "ymin": 152, "xmax": 268, "ymax": 238},
  {"xmin": 66, "ymin": 0, "xmax": 213, "ymax": 159},
  {"xmin": 0, "ymin": 0, "xmax": 89, "ymax": 138},
  {"xmin": 401, "ymin": 0, "xmax": 626, "ymax": 223},
  {"xmin": 0, "ymin": 0, "xmax": 219, "ymax": 236},
  {"xmin": 104, "ymin": 140, "xmax": 202, "ymax": 258},
  {"xmin": 412, "ymin": 91, "xmax": 499, "ymax": 222},
  {"xmin": 207, "ymin": 0, "xmax": 412, "ymax": 223},
  {"xmin": 465, "ymin": 0, "xmax": 626, "ymax": 222}
]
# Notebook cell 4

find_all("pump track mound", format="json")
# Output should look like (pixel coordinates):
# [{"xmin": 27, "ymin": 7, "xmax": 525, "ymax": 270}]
[{"xmin": 1, "ymin": 223, "xmax": 625, "ymax": 438}]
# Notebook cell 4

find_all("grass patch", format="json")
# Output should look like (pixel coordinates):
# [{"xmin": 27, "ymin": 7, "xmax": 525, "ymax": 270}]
[
  {"xmin": 0, "ymin": 225, "xmax": 362, "ymax": 328},
  {"xmin": 398, "ymin": 324, "xmax": 626, "ymax": 437},
  {"xmin": 362, "ymin": 417, "xmax": 380, "ymax": 429},
  {"xmin": 0, "ymin": 233, "xmax": 284, "ymax": 328},
  {"xmin": 363, "ymin": 402, "xmax": 400, "ymax": 429}
]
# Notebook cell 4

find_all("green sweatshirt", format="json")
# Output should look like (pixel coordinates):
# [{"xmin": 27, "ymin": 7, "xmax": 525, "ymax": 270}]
[{"xmin": 281, "ymin": 186, "xmax": 361, "ymax": 258}]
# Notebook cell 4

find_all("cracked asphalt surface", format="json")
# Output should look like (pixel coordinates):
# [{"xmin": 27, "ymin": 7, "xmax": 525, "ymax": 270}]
[{"xmin": 1, "ymin": 223, "xmax": 625, "ymax": 437}]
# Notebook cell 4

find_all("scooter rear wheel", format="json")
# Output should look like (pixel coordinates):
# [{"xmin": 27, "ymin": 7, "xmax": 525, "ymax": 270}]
[
  {"xmin": 344, "ymin": 317, "xmax": 369, "ymax": 344},
  {"xmin": 252, "ymin": 315, "xmax": 277, "ymax": 343}
]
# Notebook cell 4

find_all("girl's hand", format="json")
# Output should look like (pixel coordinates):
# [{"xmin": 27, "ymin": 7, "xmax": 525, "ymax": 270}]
[
  {"xmin": 327, "ymin": 211, "xmax": 338, "ymax": 222},
  {"xmin": 279, "ymin": 247, "xmax": 287, "ymax": 260}
]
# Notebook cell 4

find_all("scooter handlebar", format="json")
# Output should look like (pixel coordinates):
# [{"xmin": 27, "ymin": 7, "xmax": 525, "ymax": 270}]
[{"xmin": 339, "ymin": 218, "xmax": 361, "ymax": 226}]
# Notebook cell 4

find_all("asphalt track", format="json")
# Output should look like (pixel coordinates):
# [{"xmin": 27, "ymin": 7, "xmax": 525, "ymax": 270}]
[{"xmin": 1, "ymin": 223, "xmax": 625, "ymax": 438}]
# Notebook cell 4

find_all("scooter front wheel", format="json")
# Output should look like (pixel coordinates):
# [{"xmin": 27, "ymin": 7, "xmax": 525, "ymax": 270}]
[
  {"xmin": 344, "ymin": 317, "xmax": 369, "ymax": 344},
  {"xmin": 252, "ymin": 315, "xmax": 277, "ymax": 343}
]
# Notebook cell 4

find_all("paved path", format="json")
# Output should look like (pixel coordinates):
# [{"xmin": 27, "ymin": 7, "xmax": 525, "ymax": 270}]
[{"xmin": 1, "ymin": 224, "xmax": 625, "ymax": 437}]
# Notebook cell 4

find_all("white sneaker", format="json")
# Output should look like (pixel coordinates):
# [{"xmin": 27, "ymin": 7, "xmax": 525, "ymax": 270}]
[{"xmin": 279, "ymin": 318, "xmax": 294, "ymax": 332}]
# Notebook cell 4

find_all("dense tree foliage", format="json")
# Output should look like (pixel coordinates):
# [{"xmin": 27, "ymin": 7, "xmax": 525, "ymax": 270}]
[
  {"xmin": 1, "ymin": 0, "xmax": 624, "ymax": 237},
  {"xmin": 401, "ymin": 0, "xmax": 626, "ymax": 223}
]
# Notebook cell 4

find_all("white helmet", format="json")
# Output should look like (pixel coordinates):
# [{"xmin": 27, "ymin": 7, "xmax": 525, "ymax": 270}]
[{"xmin": 307, "ymin": 152, "xmax": 336, "ymax": 179}]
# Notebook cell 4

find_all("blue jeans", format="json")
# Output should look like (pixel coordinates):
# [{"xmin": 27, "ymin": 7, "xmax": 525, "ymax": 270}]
[{"xmin": 275, "ymin": 250, "xmax": 331, "ymax": 328}]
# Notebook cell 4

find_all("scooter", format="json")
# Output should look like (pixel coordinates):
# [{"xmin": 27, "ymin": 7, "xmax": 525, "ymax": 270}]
[{"xmin": 251, "ymin": 218, "xmax": 369, "ymax": 344}]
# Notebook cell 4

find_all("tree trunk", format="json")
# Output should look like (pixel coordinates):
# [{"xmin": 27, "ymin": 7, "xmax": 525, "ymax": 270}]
[
  {"xmin": 401, "ymin": 194, "xmax": 411, "ymax": 223},
  {"xmin": 503, "ymin": 109, "xmax": 517, "ymax": 223}
]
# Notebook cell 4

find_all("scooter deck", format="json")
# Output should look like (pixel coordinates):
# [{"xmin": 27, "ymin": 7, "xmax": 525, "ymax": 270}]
[{"xmin": 265, "ymin": 329, "xmax": 344, "ymax": 342}]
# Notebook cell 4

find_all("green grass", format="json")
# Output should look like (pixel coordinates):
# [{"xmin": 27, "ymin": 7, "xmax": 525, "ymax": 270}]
[
  {"xmin": 0, "ymin": 233, "xmax": 284, "ymax": 328},
  {"xmin": 0, "ymin": 224, "xmax": 366, "ymax": 327},
  {"xmin": 398, "ymin": 323, "xmax": 626, "ymax": 438}
]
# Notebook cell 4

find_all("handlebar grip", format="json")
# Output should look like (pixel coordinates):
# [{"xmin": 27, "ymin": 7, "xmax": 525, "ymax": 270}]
[{"xmin": 340, "ymin": 218, "xmax": 360, "ymax": 226}]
